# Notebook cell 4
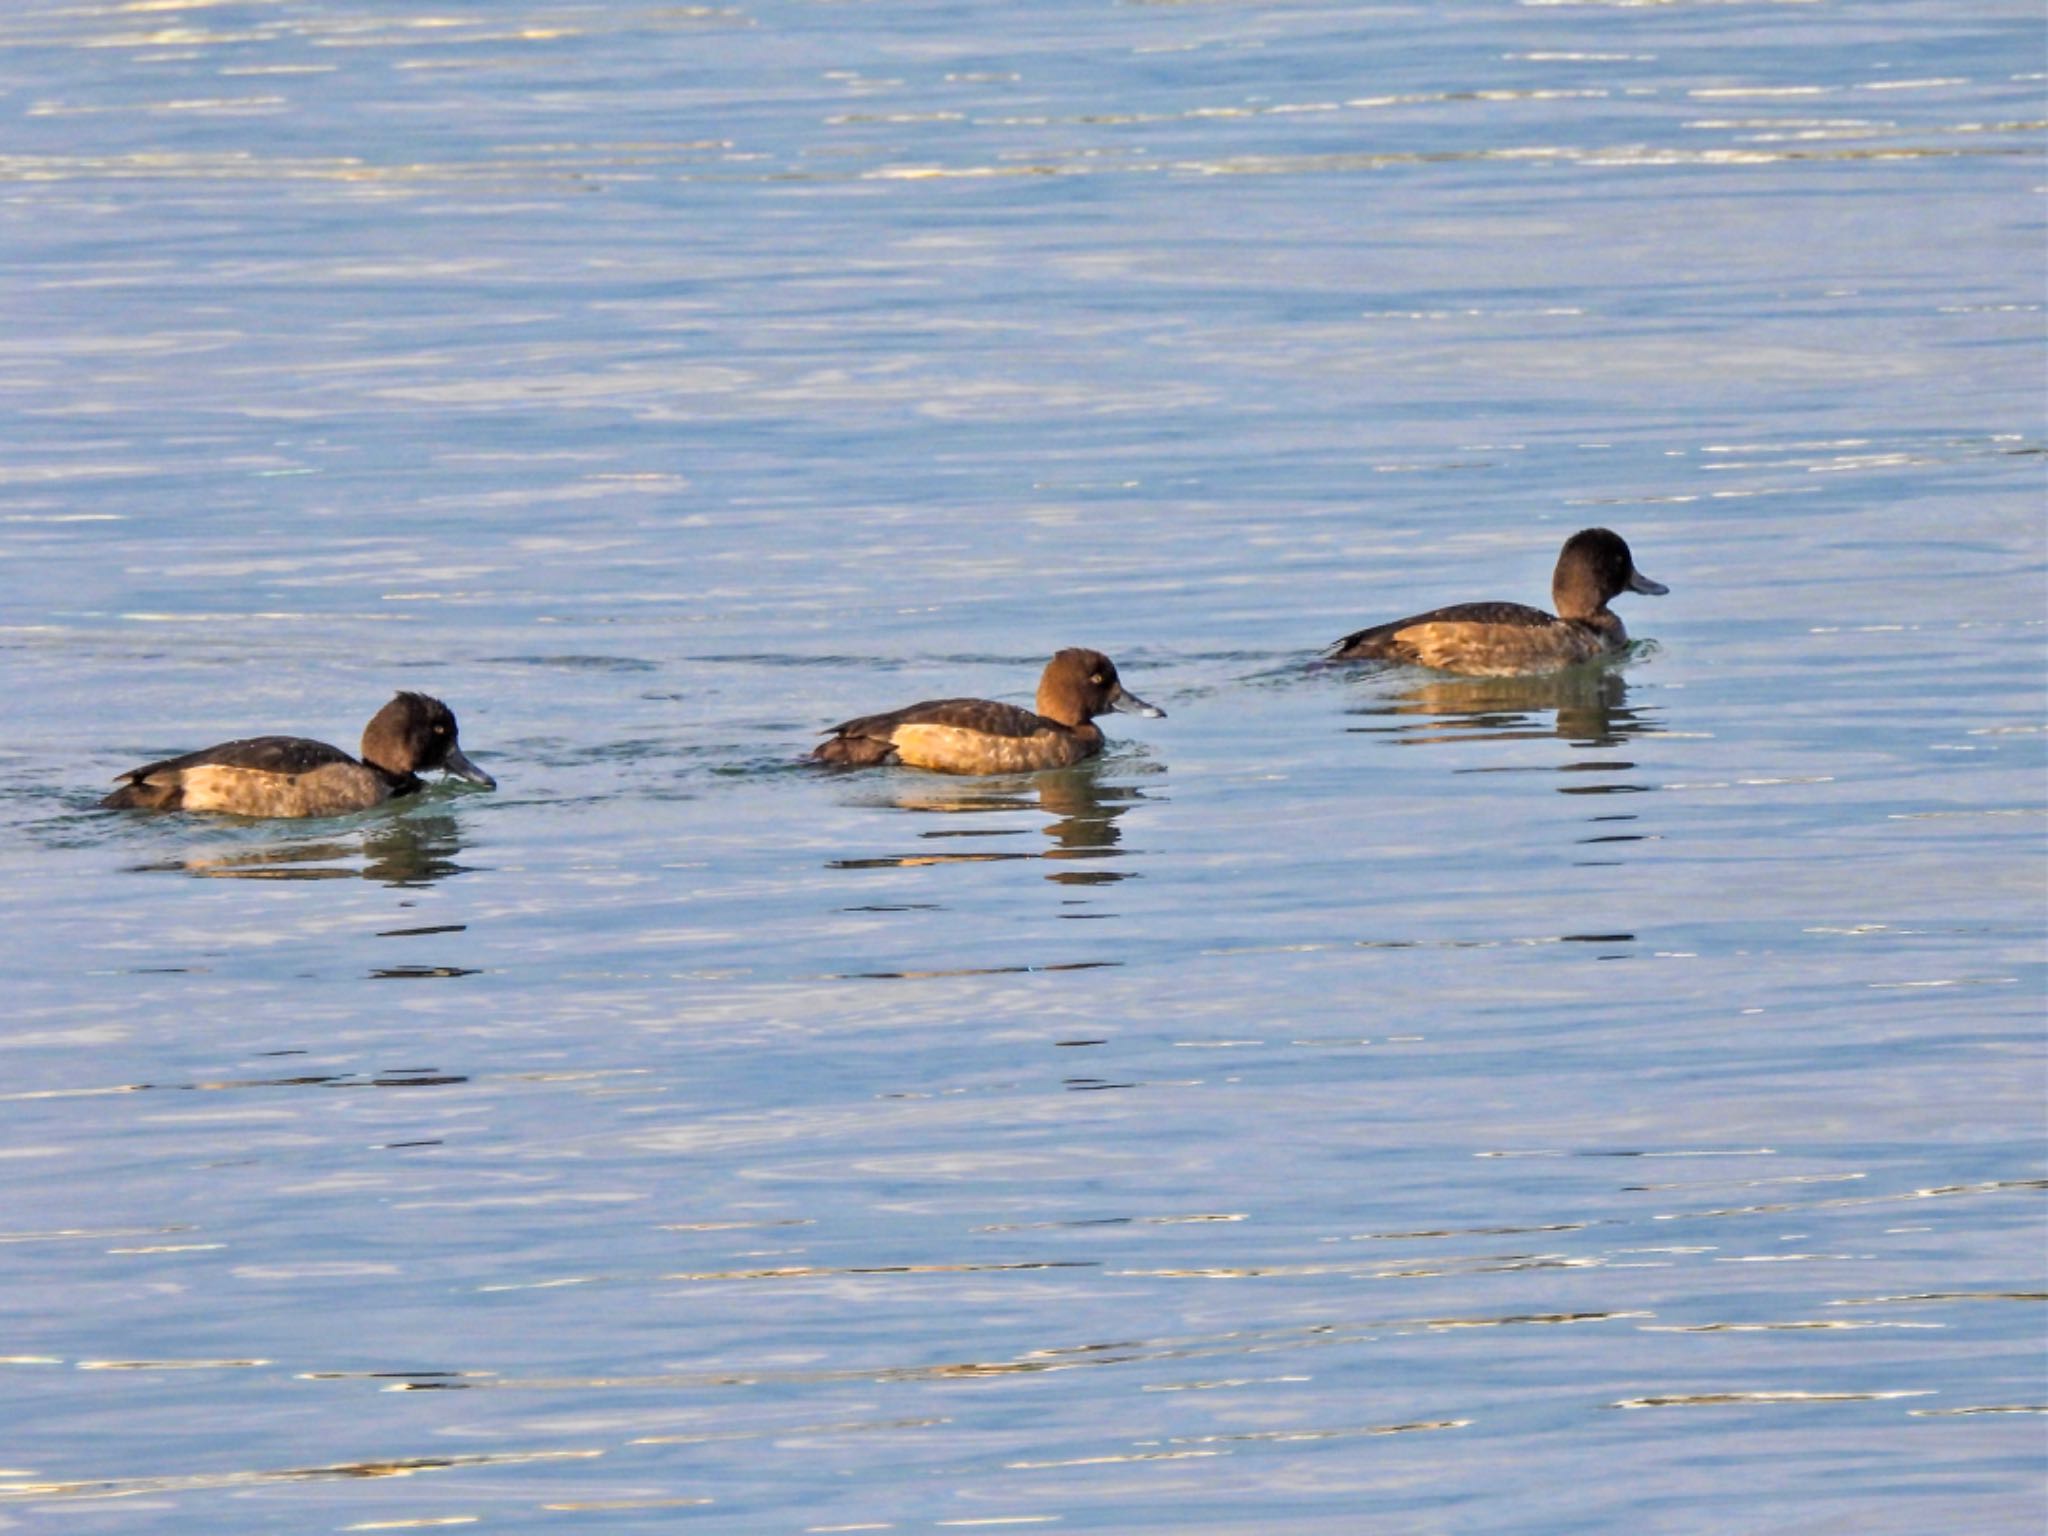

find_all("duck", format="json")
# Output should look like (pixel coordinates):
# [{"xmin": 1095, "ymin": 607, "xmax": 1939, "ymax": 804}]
[
  {"xmin": 813, "ymin": 649, "xmax": 1164, "ymax": 774},
  {"xmin": 102, "ymin": 692, "xmax": 496, "ymax": 817},
  {"xmin": 1328, "ymin": 527, "xmax": 1667, "ymax": 676}
]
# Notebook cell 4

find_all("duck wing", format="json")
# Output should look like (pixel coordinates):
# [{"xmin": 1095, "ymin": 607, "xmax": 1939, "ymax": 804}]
[
  {"xmin": 1330, "ymin": 601, "xmax": 1555, "ymax": 659},
  {"xmin": 822, "ymin": 698, "xmax": 1047, "ymax": 742},
  {"xmin": 814, "ymin": 697, "xmax": 1056, "ymax": 767},
  {"xmin": 113, "ymin": 735, "xmax": 356, "ymax": 784}
]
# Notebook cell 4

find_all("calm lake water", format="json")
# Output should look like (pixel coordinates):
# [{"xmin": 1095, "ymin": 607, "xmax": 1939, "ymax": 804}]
[{"xmin": 1, "ymin": 1, "xmax": 2043, "ymax": 1530}]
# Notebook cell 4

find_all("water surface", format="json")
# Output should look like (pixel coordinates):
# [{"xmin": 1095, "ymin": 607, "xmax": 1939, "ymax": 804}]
[{"xmin": 0, "ymin": 1, "xmax": 2042, "ymax": 1531}]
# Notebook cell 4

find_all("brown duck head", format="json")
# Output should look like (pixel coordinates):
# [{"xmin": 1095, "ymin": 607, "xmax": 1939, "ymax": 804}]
[
  {"xmin": 1552, "ymin": 528, "xmax": 1667, "ymax": 620},
  {"xmin": 361, "ymin": 692, "xmax": 496, "ymax": 788},
  {"xmin": 1036, "ymin": 649, "xmax": 1165, "ymax": 728}
]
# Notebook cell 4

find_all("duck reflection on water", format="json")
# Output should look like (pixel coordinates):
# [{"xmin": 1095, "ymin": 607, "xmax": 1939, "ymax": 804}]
[
  {"xmin": 1346, "ymin": 669, "xmax": 1661, "ymax": 858},
  {"xmin": 829, "ymin": 769, "xmax": 1151, "ymax": 887},
  {"xmin": 1346, "ymin": 666, "xmax": 1654, "ymax": 751},
  {"xmin": 134, "ymin": 811, "xmax": 470, "ymax": 889}
]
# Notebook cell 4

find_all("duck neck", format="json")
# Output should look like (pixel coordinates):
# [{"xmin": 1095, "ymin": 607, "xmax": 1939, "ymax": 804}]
[
  {"xmin": 1552, "ymin": 562, "xmax": 1612, "ymax": 620},
  {"xmin": 1036, "ymin": 686, "xmax": 1089, "ymax": 729},
  {"xmin": 366, "ymin": 759, "xmax": 424, "ymax": 795}
]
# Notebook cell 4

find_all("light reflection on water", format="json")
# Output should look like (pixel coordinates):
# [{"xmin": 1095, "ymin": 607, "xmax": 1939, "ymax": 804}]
[
  {"xmin": 0, "ymin": 0, "xmax": 2041, "ymax": 1531},
  {"xmin": 829, "ymin": 769, "xmax": 1152, "ymax": 891},
  {"xmin": 131, "ymin": 812, "xmax": 472, "ymax": 889},
  {"xmin": 1350, "ymin": 666, "xmax": 1652, "ymax": 748}
]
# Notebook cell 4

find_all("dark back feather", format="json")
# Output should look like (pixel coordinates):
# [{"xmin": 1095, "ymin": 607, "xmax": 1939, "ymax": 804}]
[
  {"xmin": 1332, "ymin": 601, "xmax": 1556, "ymax": 658},
  {"xmin": 114, "ymin": 735, "xmax": 357, "ymax": 783},
  {"xmin": 824, "ymin": 697, "xmax": 1049, "ymax": 743}
]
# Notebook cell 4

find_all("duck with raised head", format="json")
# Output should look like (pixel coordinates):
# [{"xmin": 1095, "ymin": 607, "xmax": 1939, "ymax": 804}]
[
  {"xmin": 101, "ymin": 692, "xmax": 496, "ymax": 816},
  {"xmin": 1328, "ymin": 527, "xmax": 1668, "ymax": 676},
  {"xmin": 813, "ymin": 649, "xmax": 1165, "ymax": 774}
]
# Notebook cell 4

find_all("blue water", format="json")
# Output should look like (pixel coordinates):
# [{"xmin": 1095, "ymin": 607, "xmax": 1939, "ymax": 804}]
[{"xmin": 1, "ymin": 1, "xmax": 2043, "ymax": 1530}]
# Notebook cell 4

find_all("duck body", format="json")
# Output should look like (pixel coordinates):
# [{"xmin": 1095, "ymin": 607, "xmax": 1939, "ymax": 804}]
[
  {"xmin": 815, "ymin": 697, "xmax": 1107, "ymax": 774},
  {"xmin": 1332, "ymin": 600, "xmax": 1624, "ymax": 676},
  {"xmin": 814, "ymin": 649, "xmax": 1163, "ymax": 776},
  {"xmin": 102, "ymin": 692, "xmax": 495, "ymax": 817},
  {"xmin": 102, "ymin": 735, "xmax": 417, "ymax": 816},
  {"xmin": 1330, "ymin": 528, "xmax": 1666, "ymax": 678}
]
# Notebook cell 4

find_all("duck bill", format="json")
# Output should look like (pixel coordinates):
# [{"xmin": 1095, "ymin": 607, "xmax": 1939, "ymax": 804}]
[
  {"xmin": 442, "ymin": 744, "xmax": 497, "ymax": 789},
  {"xmin": 1110, "ymin": 688, "xmax": 1166, "ymax": 720},
  {"xmin": 1627, "ymin": 569, "xmax": 1669, "ymax": 596}
]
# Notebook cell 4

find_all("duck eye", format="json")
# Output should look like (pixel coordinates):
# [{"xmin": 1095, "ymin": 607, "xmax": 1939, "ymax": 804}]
[
  {"xmin": 1090, "ymin": 673, "xmax": 1104, "ymax": 685},
  {"xmin": 434, "ymin": 725, "xmax": 447, "ymax": 735}
]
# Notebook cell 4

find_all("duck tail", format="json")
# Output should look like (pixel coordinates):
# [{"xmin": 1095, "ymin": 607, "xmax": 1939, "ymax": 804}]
[
  {"xmin": 1327, "ymin": 623, "xmax": 1400, "ymax": 662},
  {"xmin": 812, "ymin": 734, "xmax": 897, "ymax": 767},
  {"xmin": 101, "ymin": 775, "xmax": 182, "ymax": 811}
]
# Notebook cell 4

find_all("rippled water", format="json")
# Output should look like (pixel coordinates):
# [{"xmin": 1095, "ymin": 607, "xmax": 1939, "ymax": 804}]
[{"xmin": 1, "ymin": 1, "xmax": 2043, "ymax": 1530}]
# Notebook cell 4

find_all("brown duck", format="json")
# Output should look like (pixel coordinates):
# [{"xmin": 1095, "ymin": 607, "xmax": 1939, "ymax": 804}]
[
  {"xmin": 813, "ymin": 649, "xmax": 1165, "ymax": 774},
  {"xmin": 1329, "ymin": 527, "xmax": 1668, "ymax": 676},
  {"xmin": 102, "ymin": 692, "xmax": 496, "ymax": 817}
]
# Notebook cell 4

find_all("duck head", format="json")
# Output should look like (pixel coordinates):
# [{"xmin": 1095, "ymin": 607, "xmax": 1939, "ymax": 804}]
[
  {"xmin": 1037, "ymin": 649, "xmax": 1165, "ymax": 728},
  {"xmin": 1553, "ymin": 528, "xmax": 1667, "ymax": 620},
  {"xmin": 361, "ymin": 692, "xmax": 496, "ymax": 788}
]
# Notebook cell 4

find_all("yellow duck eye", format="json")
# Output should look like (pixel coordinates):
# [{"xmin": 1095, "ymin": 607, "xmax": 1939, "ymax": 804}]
[{"xmin": 1090, "ymin": 674, "xmax": 1104, "ymax": 684}]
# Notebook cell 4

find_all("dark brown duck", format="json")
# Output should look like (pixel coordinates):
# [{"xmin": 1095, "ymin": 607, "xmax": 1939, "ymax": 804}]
[
  {"xmin": 813, "ymin": 649, "xmax": 1165, "ymax": 775},
  {"xmin": 102, "ymin": 692, "xmax": 496, "ymax": 817},
  {"xmin": 1328, "ymin": 527, "xmax": 1668, "ymax": 676}
]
